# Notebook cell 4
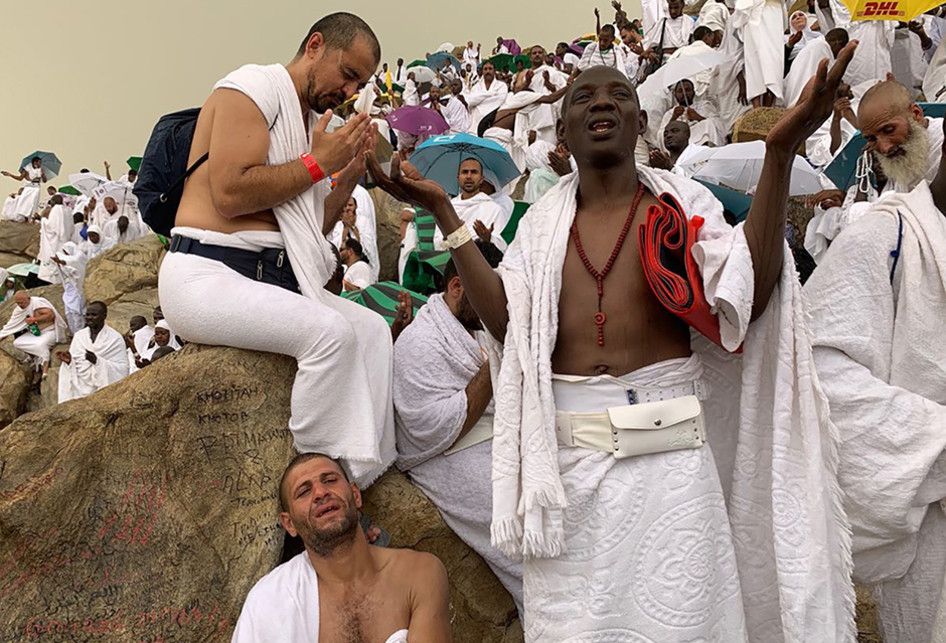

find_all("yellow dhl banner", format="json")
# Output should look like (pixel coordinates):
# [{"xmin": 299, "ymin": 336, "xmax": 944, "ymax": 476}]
[{"xmin": 843, "ymin": 0, "xmax": 941, "ymax": 21}]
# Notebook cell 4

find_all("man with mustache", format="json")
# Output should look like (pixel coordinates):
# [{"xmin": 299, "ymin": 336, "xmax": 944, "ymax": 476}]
[
  {"xmin": 806, "ymin": 111, "xmax": 946, "ymax": 643},
  {"xmin": 858, "ymin": 78, "xmax": 944, "ymax": 193},
  {"xmin": 158, "ymin": 12, "xmax": 397, "ymax": 486},
  {"xmin": 371, "ymin": 46, "xmax": 859, "ymax": 639},
  {"xmin": 233, "ymin": 454, "xmax": 451, "ymax": 641}
]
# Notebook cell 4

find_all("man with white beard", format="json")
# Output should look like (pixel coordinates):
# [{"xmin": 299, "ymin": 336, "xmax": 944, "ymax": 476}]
[
  {"xmin": 858, "ymin": 79, "xmax": 943, "ymax": 193},
  {"xmin": 464, "ymin": 61, "xmax": 508, "ymax": 135},
  {"xmin": 805, "ymin": 115, "xmax": 946, "ymax": 643}
]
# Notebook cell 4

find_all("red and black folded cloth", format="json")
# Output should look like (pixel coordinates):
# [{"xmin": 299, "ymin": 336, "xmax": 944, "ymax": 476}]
[{"xmin": 638, "ymin": 192, "xmax": 732, "ymax": 350}]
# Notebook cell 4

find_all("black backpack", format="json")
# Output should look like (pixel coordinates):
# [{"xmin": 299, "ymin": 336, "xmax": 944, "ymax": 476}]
[{"xmin": 134, "ymin": 108, "xmax": 208, "ymax": 236}]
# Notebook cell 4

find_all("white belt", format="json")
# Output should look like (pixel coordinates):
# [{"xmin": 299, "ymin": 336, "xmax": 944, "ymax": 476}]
[{"xmin": 555, "ymin": 381, "xmax": 707, "ymax": 459}]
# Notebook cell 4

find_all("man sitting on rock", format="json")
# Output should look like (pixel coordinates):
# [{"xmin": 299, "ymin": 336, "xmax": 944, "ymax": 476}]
[
  {"xmin": 0, "ymin": 290, "xmax": 68, "ymax": 382},
  {"xmin": 233, "ymin": 453, "xmax": 451, "ymax": 642},
  {"xmin": 392, "ymin": 243, "xmax": 522, "ymax": 613},
  {"xmin": 57, "ymin": 301, "xmax": 130, "ymax": 402}
]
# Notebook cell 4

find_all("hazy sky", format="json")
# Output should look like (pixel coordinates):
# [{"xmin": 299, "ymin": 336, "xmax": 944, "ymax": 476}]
[{"xmin": 0, "ymin": 0, "xmax": 642, "ymax": 188}]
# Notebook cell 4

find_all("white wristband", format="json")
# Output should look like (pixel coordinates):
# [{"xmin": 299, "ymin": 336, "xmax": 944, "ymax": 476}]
[{"xmin": 444, "ymin": 225, "xmax": 473, "ymax": 250}]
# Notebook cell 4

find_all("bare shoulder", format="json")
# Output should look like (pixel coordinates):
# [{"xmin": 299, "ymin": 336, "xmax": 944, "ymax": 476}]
[{"xmin": 379, "ymin": 547, "xmax": 448, "ymax": 585}]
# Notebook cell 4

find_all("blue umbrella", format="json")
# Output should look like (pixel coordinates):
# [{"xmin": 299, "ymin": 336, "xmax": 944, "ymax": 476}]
[
  {"xmin": 410, "ymin": 133, "xmax": 521, "ymax": 195},
  {"xmin": 823, "ymin": 102, "xmax": 944, "ymax": 191},
  {"xmin": 695, "ymin": 180, "xmax": 753, "ymax": 223},
  {"xmin": 426, "ymin": 51, "xmax": 462, "ymax": 73},
  {"xmin": 19, "ymin": 151, "xmax": 62, "ymax": 180}
]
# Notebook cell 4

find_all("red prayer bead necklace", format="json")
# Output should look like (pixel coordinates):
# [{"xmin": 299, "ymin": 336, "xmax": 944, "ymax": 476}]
[{"xmin": 569, "ymin": 182, "xmax": 646, "ymax": 347}]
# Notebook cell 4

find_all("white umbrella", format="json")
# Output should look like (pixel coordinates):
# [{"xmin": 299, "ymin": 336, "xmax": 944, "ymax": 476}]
[
  {"xmin": 68, "ymin": 172, "xmax": 108, "ymax": 197},
  {"xmin": 678, "ymin": 141, "xmax": 824, "ymax": 196},
  {"xmin": 637, "ymin": 51, "xmax": 727, "ymax": 96},
  {"xmin": 407, "ymin": 66, "xmax": 436, "ymax": 84},
  {"xmin": 93, "ymin": 181, "xmax": 139, "ymax": 215}
]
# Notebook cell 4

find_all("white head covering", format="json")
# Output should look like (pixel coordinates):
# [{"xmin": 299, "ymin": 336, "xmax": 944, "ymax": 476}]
[
  {"xmin": 787, "ymin": 11, "xmax": 822, "ymax": 59},
  {"xmin": 86, "ymin": 224, "xmax": 102, "ymax": 240},
  {"xmin": 155, "ymin": 320, "xmax": 171, "ymax": 331}
]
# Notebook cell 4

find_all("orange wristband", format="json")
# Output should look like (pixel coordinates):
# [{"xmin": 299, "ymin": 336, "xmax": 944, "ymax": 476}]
[{"xmin": 300, "ymin": 153, "xmax": 325, "ymax": 184}]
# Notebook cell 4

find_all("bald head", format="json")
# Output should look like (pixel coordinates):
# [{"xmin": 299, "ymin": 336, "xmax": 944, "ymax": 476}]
[{"xmin": 858, "ymin": 79, "xmax": 925, "ymax": 158}]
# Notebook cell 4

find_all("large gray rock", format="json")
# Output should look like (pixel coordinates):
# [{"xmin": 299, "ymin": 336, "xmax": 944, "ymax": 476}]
[
  {"xmin": 0, "ymin": 351, "xmax": 29, "ymax": 429},
  {"xmin": 84, "ymin": 235, "xmax": 165, "ymax": 305},
  {"xmin": 0, "ymin": 345, "xmax": 520, "ymax": 641},
  {"xmin": 0, "ymin": 221, "xmax": 40, "ymax": 260}
]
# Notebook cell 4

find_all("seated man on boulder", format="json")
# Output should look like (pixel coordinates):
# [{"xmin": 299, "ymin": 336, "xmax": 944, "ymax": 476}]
[
  {"xmin": 57, "ymin": 301, "xmax": 130, "ymax": 402},
  {"xmin": 0, "ymin": 290, "xmax": 68, "ymax": 382},
  {"xmin": 393, "ymin": 242, "xmax": 522, "ymax": 612},
  {"xmin": 233, "ymin": 453, "xmax": 451, "ymax": 642}
]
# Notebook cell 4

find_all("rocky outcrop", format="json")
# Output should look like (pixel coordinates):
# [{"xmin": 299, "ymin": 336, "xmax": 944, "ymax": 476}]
[
  {"xmin": 0, "ymin": 345, "xmax": 519, "ymax": 642},
  {"xmin": 0, "ymin": 221, "xmax": 40, "ymax": 261},
  {"xmin": 84, "ymin": 235, "xmax": 165, "ymax": 305},
  {"xmin": 731, "ymin": 107, "xmax": 787, "ymax": 144},
  {"xmin": 369, "ymin": 187, "xmax": 408, "ymax": 283},
  {"xmin": 0, "ymin": 351, "xmax": 29, "ymax": 429}
]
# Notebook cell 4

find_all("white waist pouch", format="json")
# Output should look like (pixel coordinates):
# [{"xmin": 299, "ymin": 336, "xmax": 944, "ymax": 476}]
[{"xmin": 556, "ymin": 395, "xmax": 705, "ymax": 459}]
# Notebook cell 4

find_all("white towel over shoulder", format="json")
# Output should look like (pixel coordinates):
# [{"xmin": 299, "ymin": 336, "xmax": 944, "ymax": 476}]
[{"xmin": 489, "ymin": 167, "xmax": 855, "ymax": 641}]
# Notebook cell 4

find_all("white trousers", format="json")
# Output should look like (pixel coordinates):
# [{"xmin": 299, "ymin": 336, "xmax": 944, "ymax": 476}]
[
  {"xmin": 12, "ymin": 326, "xmax": 58, "ymax": 366},
  {"xmin": 158, "ymin": 249, "xmax": 394, "ymax": 477}
]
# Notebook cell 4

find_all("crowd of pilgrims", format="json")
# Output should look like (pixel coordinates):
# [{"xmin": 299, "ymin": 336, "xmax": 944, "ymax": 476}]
[{"xmin": 3, "ymin": 2, "xmax": 946, "ymax": 640}]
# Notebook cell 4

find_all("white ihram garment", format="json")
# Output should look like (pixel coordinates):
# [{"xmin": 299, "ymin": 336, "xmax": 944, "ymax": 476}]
[
  {"xmin": 463, "ymin": 77, "xmax": 509, "ymax": 134},
  {"xmin": 37, "ymin": 204, "xmax": 72, "ymax": 284},
  {"xmin": 658, "ymin": 101, "xmax": 725, "ymax": 147},
  {"xmin": 784, "ymin": 38, "xmax": 834, "ymax": 109},
  {"xmin": 806, "ymin": 181, "xmax": 946, "ymax": 643},
  {"xmin": 577, "ymin": 43, "xmax": 630, "ymax": 77},
  {"xmin": 487, "ymin": 167, "xmax": 855, "ymax": 641},
  {"xmin": 712, "ymin": 19, "xmax": 751, "ymax": 132},
  {"xmin": 435, "ymin": 193, "xmax": 508, "ymax": 251},
  {"xmin": 159, "ymin": 63, "xmax": 395, "ymax": 487},
  {"xmin": 0, "ymin": 296, "xmax": 67, "ymax": 366},
  {"xmin": 393, "ymin": 293, "xmax": 523, "ymax": 611},
  {"xmin": 733, "ymin": 0, "xmax": 786, "ymax": 102},
  {"xmin": 232, "ymin": 552, "xmax": 408, "ymax": 643},
  {"xmin": 55, "ymin": 242, "xmax": 87, "ymax": 333},
  {"xmin": 58, "ymin": 324, "xmax": 129, "ymax": 403},
  {"xmin": 327, "ymin": 184, "xmax": 380, "ymax": 283},
  {"xmin": 13, "ymin": 167, "xmax": 43, "ymax": 220}
]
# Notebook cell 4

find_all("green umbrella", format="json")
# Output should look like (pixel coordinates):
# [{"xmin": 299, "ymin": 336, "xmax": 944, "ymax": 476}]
[
  {"xmin": 127, "ymin": 156, "xmax": 142, "ymax": 171},
  {"xmin": 402, "ymin": 251, "xmax": 451, "ymax": 295},
  {"xmin": 501, "ymin": 201, "xmax": 530, "ymax": 245},
  {"xmin": 342, "ymin": 281, "xmax": 428, "ymax": 325},
  {"xmin": 58, "ymin": 185, "xmax": 81, "ymax": 196},
  {"xmin": 514, "ymin": 54, "xmax": 532, "ymax": 69},
  {"xmin": 487, "ymin": 53, "xmax": 516, "ymax": 72},
  {"xmin": 406, "ymin": 59, "xmax": 427, "ymax": 68}
]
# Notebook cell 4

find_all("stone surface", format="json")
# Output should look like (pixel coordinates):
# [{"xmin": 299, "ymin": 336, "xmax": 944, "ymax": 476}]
[
  {"xmin": 0, "ymin": 252, "xmax": 30, "ymax": 270},
  {"xmin": 0, "ymin": 345, "xmax": 520, "ymax": 641},
  {"xmin": 731, "ymin": 107, "xmax": 787, "ymax": 144},
  {"xmin": 84, "ymin": 235, "xmax": 165, "ymax": 305},
  {"xmin": 0, "ymin": 351, "xmax": 29, "ymax": 430},
  {"xmin": 0, "ymin": 284, "xmax": 66, "ymax": 361},
  {"xmin": 362, "ymin": 472, "xmax": 522, "ymax": 642},
  {"xmin": 856, "ymin": 585, "xmax": 882, "ymax": 643},
  {"xmin": 369, "ymin": 187, "xmax": 408, "ymax": 283},
  {"xmin": 0, "ymin": 221, "xmax": 40, "ymax": 260}
]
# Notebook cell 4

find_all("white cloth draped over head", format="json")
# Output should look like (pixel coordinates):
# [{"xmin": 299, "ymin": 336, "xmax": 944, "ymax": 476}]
[
  {"xmin": 805, "ymin": 180, "xmax": 946, "ymax": 642},
  {"xmin": 393, "ymin": 293, "xmax": 489, "ymax": 470},
  {"xmin": 487, "ymin": 166, "xmax": 855, "ymax": 639},
  {"xmin": 0, "ymin": 296, "xmax": 68, "ymax": 342},
  {"xmin": 787, "ymin": 11, "xmax": 823, "ymax": 60},
  {"xmin": 577, "ymin": 43, "xmax": 630, "ymax": 77},
  {"xmin": 698, "ymin": 0, "xmax": 730, "ymax": 32},
  {"xmin": 213, "ymin": 63, "xmax": 395, "ymax": 485},
  {"xmin": 59, "ymin": 324, "xmax": 130, "ymax": 403}
]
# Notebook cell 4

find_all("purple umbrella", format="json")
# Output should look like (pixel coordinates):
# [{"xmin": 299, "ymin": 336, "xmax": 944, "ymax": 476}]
[
  {"xmin": 386, "ymin": 106, "xmax": 449, "ymax": 137},
  {"xmin": 502, "ymin": 39, "xmax": 522, "ymax": 56}
]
